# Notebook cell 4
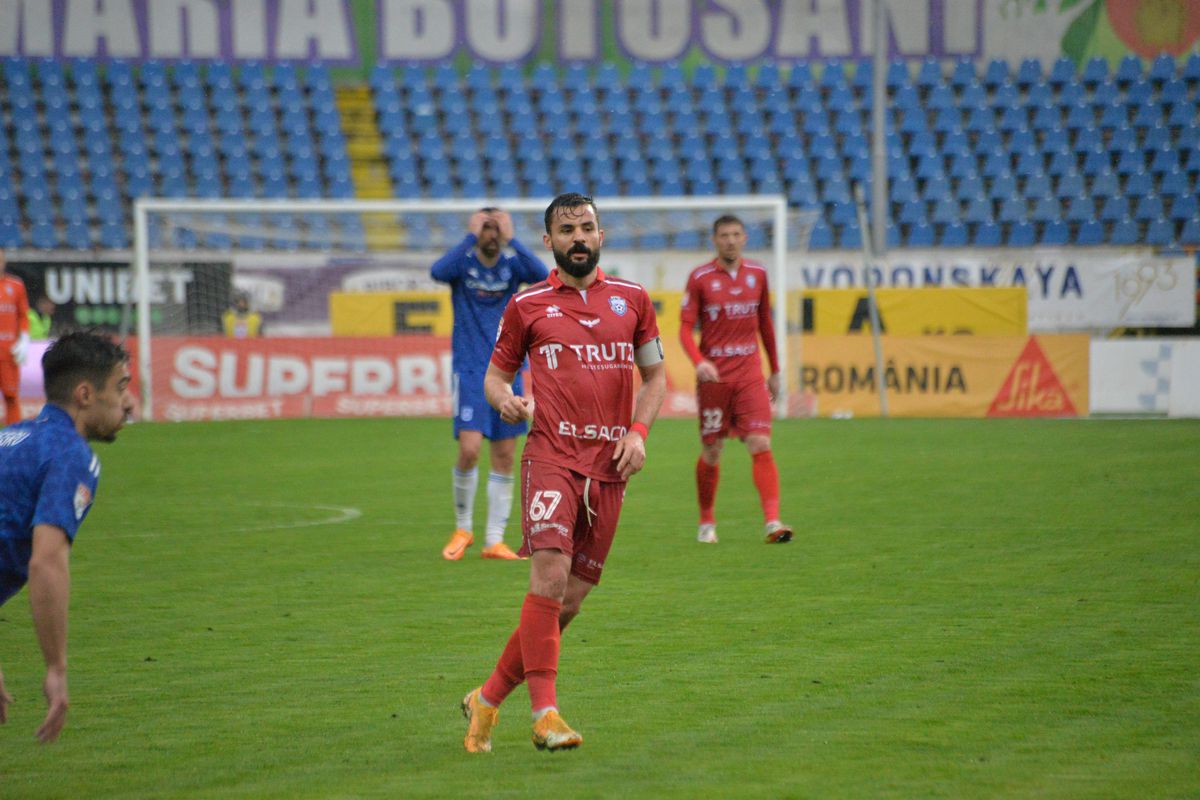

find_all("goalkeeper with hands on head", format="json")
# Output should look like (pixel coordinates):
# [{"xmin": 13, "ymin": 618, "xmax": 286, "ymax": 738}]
[{"xmin": 432, "ymin": 208, "xmax": 549, "ymax": 561}]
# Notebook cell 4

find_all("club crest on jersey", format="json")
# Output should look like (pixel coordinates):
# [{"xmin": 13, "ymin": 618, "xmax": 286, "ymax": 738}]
[
  {"xmin": 608, "ymin": 296, "xmax": 627, "ymax": 316},
  {"xmin": 747, "ymin": 275, "xmax": 757, "ymax": 288},
  {"xmin": 74, "ymin": 483, "xmax": 92, "ymax": 520}
]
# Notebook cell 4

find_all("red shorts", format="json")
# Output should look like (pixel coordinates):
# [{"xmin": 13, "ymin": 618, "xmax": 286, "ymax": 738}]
[
  {"xmin": 697, "ymin": 379, "xmax": 772, "ymax": 444},
  {"xmin": 0, "ymin": 359, "xmax": 18, "ymax": 397},
  {"xmin": 517, "ymin": 459, "xmax": 626, "ymax": 585}
]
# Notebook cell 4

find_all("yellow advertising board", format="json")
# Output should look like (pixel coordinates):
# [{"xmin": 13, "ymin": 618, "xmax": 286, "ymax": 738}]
[
  {"xmin": 789, "ymin": 335, "xmax": 1089, "ymax": 418},
  {"xmin": 330, "ymin": 291, "xmax": 454, "ymax": 336},
  {"xmin": 788, "ymin": 287, "xmax": 1027, "ymax": 335}
]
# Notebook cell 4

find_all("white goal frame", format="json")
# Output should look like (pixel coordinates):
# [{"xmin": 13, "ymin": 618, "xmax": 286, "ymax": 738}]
[{"xmin": 132, "ymin": 194, "xmax": 791, "ymax": 421}]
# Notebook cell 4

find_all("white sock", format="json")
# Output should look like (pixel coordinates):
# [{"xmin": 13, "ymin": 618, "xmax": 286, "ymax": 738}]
[
  {"xmin": 453, "ymin": 467, "xmax": 477, "ymax": 531},
  {"xmin": 484, "ymin": 471, "xmax": 514, "ymax": 546},
  {"xmin": 532, "ymin": 706, "xmax": 557, "ymax": 721}
]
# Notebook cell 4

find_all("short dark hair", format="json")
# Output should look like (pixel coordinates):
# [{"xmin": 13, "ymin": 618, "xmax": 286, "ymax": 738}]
[
  {"xmin": 42, "ymin": 331, "xmax": 129, "ymax": 405},
  {"xmin": 712, "ymin": 214, "xmax": 745, "ymax": 235},
  {"xmin": 544, "ymin": 193, "xmax": 597, "ymax": 233}
]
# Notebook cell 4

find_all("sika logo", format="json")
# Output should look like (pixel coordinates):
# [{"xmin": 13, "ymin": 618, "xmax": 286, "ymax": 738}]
[{"xmin": 988, "ymin": 338, "xmax": 1077, "ymax": 417}]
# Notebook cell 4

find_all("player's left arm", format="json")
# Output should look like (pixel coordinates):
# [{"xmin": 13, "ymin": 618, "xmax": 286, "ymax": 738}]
[
  {"xmin": 509, "ymin": 237, "xmax": 550, "ymax": 283},
  {"xmin": 757, "ymin": 277, "xmax": 781, "ymax": 402},
  {"xmin": 614, "ymin": 358, "xmax": 666, "ymax": 480},
  {"xmin": 27, "ymin": 524, "xmax": 71, "ymax": 743}
]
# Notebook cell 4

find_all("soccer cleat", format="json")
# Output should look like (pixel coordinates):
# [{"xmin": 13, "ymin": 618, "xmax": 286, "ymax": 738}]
[
  {"xmin": 764, "ymin": 521, "xmax": 793, "ymax": 543},
  {"xmin": 461, "ymin": 688, "xmax": 499, "ymax": 753},
  {"xmin": 481, "ymin": 542, "xmax": 524, "ymax": 560},
  {"xmin": 442, "ymin": 529, "xmax": 474, "ymax": 560},
  {"xmin": 697, "ymin": 523, "xmax": 718, "ymax": 544},
  {"xmin": 531, "ymin": 710, "xmax": 582, "ymax": 751}
]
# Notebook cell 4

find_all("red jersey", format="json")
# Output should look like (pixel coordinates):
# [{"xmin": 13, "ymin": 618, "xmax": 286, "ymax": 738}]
[
  {"xmin": 491, "ymin": 268, "xmax": 660, "ymax": 482},
  {"xmin": 0, "ymin": 274, "xmax": 30, "ymax": 356},
  {"xmin": 680, "ymin": 259, "xmax": 779, "ymax": 384}
]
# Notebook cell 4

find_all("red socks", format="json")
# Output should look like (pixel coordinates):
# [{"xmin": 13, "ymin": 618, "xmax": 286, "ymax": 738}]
[
  {"xmin": 751, "ymin": 450, "xmax": 781, "ymax": 522},
  {"xmin": 696, "ymin": 457, "xmax": 719, "ymax": 524},
  {"xmin": 480, "ymin": 627, "xmax": 524, "ymax": 706},
  {"xmin": 518, "ymin": 593, "xmax": 562, "ymax": 712}
]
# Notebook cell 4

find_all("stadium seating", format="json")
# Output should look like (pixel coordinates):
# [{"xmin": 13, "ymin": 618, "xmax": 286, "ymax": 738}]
[{"xmin": 1, "ymin": 53, "xmax": 1198, "ymax": 250}]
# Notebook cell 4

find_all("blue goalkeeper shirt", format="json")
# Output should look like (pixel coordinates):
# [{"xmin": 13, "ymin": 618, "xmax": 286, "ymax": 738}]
[
  {"xmin": 431, "ymin": 234, "xmax": 549, "ymax": 374},
  {"xmin": 0, "ymin": 405, "xmax": 100, "ymax": 605}
]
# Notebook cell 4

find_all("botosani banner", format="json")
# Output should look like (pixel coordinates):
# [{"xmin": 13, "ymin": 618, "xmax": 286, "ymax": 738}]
[
  {"xmin": 139, "ymin": 334, "xmax": 702, "ymax": 422},
  {"xmin": 790, "ymin": 335, "xmax": 1089, "ymax": 418},
  {"xmin": 785, "ymin": 249, "xmax": 1195, "ymax": 332},
  {"xmin": 5, "ymin": 1, "xmax": 1194, "ymax": 71}
]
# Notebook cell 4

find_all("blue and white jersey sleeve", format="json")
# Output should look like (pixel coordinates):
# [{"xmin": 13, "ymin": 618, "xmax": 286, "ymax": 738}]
[
  {"xmin": 431, "ymin": 235, "xmax": 476, "ymax": 283},
  {"xmin": 34, "ymin": 443, "xmax": 99, "ymax": 542},
  {"xmin": 508, "ymin": 238, "xmax": 550, "ymax": 286}
]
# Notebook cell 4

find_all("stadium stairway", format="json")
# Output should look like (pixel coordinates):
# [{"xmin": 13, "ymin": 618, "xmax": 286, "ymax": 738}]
[{"xmin": 334, "ymin": 84, "xmax": 401, "ymax": 249}]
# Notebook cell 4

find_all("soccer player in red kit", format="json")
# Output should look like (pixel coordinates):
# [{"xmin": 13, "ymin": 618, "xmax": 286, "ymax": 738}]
[
  {"xmin": 680, "ymin": 215, "xmax": 793, "ymax": 545},
  {"xmin": 0, "ymin": 253, "xmax": 32, "ymax": 425},
  {"xmin": 460, "ymin": 193, "xmax": 666, "ymax": 753}
]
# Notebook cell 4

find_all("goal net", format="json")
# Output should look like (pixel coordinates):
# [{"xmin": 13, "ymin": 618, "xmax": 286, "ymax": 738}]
[{"xmin": 131, "ymin": 195, "xmax": 814, "ymax": 422}]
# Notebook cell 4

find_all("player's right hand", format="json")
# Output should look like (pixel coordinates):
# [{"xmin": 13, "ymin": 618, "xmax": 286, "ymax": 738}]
[
  {"xmin": 0, "ymin": 668, "xmax": 12, "ymax": 725},
  {"xmin": 696, "ymin": 360, "xmax": 719, "ymax": 383},
  {"xmin": 498, "ymin": 396, "xmax": 534, "ymax": 425},
  {"xmin": 11, "ymin": 333, "xmax": 29, "ymax": 366},
  {"xmin": 36, "ymin": 667, "xmax": 68, "ymax": 743}
]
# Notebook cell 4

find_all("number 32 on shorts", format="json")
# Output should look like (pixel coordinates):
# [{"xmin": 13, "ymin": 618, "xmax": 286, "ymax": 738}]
[
  {"xmin": 701, "ymin": 407, "xmax": 723, "ymax": 435},
  {"xmin": 529, "ymin": 490, "xmax": 563, "ymax": 521}
]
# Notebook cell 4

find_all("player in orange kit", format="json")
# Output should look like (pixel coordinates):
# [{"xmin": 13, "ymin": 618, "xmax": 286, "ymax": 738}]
[{"xmin": 0, "ymin": 252, "xmax": 31, "ymax": 425}]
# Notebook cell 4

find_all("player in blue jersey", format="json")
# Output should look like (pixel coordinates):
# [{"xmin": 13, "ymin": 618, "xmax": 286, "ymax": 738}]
[
  {"xmin": 433, "ymin": 208, "xmax": 549, "ymax": 561},
  {"xmin": 0, "ymin": 331, "xmax": 133, "ymax": 742}
]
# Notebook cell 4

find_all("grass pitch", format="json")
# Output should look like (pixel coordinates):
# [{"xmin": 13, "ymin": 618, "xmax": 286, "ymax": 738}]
[{"xmin": 0, "ymin": 417, "xmax": 1197, "ymax": 798}]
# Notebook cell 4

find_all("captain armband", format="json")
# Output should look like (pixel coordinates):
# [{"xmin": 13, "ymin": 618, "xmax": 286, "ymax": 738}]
[{"xmin": 634, "ymin": 336, "xmax": 665, "ymax": 366}]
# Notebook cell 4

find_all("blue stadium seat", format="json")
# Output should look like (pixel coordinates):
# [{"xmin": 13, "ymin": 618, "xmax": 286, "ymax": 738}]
[
  {"xmin": 1179, "ymin": 217, "xmax": 1200, "ymax": 245},
  {"xmin": 1145, "ymin": 217, "xmax": 1175, "ymax": 246},
  {"xmin": 973, "ymin": 221, "xmax": 1003, "ymax": 246},
  {"xmin": 1160, "ymin": 170, "xmax": 1191, "ymax": 200},
  {"xmin": 1081, "ymin": 57, "xmax": 1108, "ymax": 87},
  {"xmin": 1007, "ymin": 220, "xmax": 1036, "ymax": 246},
  {"xmin": 1090, "ymin": 169, "xmax": 1120, "ymax": 198},
  {"xmin": 1099, "ymin": 195, "xmax": 1131, "ymax": 223},
  {"xmin": 1134, "ymin": 194, "xmax": 1164, "ymax": 222},
  {"xmin": 1039, "ymin": 219, "xmax": 1070, "ymax": 245},
  {"xmin": 1076, "ymin": 219, "xmax": 1105, "ymax": 245},
  {"xmin": 939, "ymin": 221, "xmax": 968, "ymax": 246},
  {"xmin": 1169, "ymin": 194, "xmax": 1198, "ymax": 222},
  {"xmin": 1065, "ymin": 196, "xmax": 1095, "ymax": 223},
  {"xmin": 1015, "ymin": 58, "xmax": 1042, "ymax": 88},
  {"xmin": 1114, "ymin": 54, "xmax": 1143, "ymax": 86},
  {"xmin": 1108, "ymin": 217, "xmax": 1139, "ymax": 245},
  {"xmin": 1031, "ymin": 196, "xmax": 1062, "ymax": 222},
  {"xmin": 1123, "ymin": 170, "xmax": 1152, "ymax": 196}
]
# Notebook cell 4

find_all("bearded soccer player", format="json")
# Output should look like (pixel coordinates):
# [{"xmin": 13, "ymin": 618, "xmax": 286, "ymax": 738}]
[
  {"xmin": 459, "ymin": 193, "xmax": 666, "ymax": 753},
  {"xmin": 680, "ymin": 215, "xmax": 793, "ymax": 545},
  {"xmin": 0, "ymin": 332, "xmax": 134, "ymax": 742},
  {"xmin": 0, "ymin": 253, "xmax": 31, "ymax": 425},
  {"xmin": 433, "ymin": 208, "xmax": 549, "ymax": 561}
]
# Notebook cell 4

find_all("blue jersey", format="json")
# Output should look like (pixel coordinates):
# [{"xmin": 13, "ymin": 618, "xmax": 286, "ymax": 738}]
[
  {"xmin": 431, "ymin": 234, "xmax": 549, "ymax": 375},
  {"xmin": 0, "ymin": 405, "xmax": 100, "ymax": 605}
]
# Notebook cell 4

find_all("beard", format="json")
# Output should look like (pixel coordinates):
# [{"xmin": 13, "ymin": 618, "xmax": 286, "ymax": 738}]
[{"xmin": 553, "ymin": 242, "xmax": 600, "ymax": 278}]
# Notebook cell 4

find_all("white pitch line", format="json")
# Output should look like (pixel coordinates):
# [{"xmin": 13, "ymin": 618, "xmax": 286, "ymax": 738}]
[
  {"xmin": 105, "ymin": 503, "xmax": 363, "ymax": 538},
  {"xmin": 229, "ymin": 503, "xmax": 363, "ymax": 532}
]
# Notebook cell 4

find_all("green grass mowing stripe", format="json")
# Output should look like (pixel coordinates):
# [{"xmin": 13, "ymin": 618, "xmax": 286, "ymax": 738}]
[{"xmin": 0, "ymin": 418, "xmax": 1196, "ymax": 798}]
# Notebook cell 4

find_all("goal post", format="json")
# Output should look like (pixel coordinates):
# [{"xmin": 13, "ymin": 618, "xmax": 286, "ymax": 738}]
[{"xmin": 131, "ymin": 194, "xmax": 808, "ymax": 422}]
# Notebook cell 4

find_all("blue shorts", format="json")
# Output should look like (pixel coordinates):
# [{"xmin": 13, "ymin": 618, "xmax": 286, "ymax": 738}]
[{"xmin": 452, "ymin": 371, "xmax": 529, "ymax": 441}]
